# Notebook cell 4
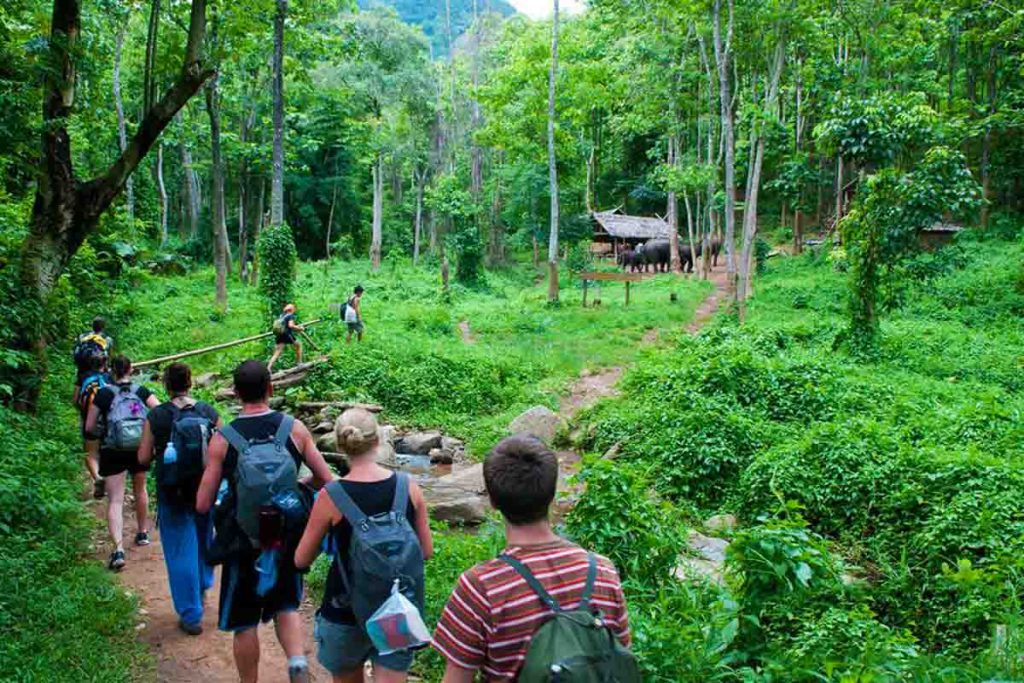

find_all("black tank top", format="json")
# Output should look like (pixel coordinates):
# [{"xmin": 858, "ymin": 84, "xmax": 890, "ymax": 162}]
[{"xmin": 320, "ymin": 473, "xmax": 417, "ymax": 624}]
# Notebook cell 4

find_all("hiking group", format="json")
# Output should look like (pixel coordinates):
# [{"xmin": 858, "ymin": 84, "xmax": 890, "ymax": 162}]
[{"xmin": 72, "ymin": 310, "xmax": 639, "ymax": 683}]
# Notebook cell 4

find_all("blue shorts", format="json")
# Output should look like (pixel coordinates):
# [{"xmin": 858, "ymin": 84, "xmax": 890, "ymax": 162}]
[{"xmin": 314, "ymin": 613, "xmax": 415, "ymax": 675}]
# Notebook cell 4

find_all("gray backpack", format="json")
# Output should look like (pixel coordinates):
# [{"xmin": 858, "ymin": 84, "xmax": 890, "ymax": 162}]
[
  {"xmin": 103, "ymin": 383, "xmax": 147, "ymax": 451},
  {"xmin": 326, "ymin": 473, "xmax": 425, "ymax": 622},
  {"xmin": 218, "ymin": 415, "xmax": 298, "ymax": 546}
]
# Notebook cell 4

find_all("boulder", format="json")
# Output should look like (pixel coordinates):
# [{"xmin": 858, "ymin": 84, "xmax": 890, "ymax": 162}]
[
  {"xmin": 672, "ymin": 531, "xmax": 730, "ymax": 584},
  {"xmin": 317, "ymin": 431, "xmax": 338, "ymax": 453},
  {"xmin": 379, "ymin": 425, "xmax": 398, "ymax": 447},
  {"xmin": 395, "ymin": 431, "xmax": 442, "ymax": 455},
  {"xmin": 509, "ymin": 406, "xmax": 564, "ymax": 445},
  {"xmin": 194, "ymin": 372, "xmax": 220, "ymax": 389},
  {"xmin": 704, "ymin": 513, "xmax": 738, "ymax": 534},
  {"xmin": 429, "ymin": 448, "xmax": 454, "ymax": 465},
  {"xmin": 377, "ymin": 441, "xmax": 397, "ymax": 467},
  {"xmin": 312, "ymin": 420, "xmax": 334, "ymax": 435},
  {"xmin": 441, "ymin": 436, "xmax": 464, "ymax": 452},
  {"xmin": 429, "ymin": 495, "xmax": 488, "ymax": 525}
]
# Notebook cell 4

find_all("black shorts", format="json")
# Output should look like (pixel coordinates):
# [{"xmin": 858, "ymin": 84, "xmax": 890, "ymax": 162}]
[
  {"xmin": 218, "ymin": 549, "xmax": 303, "ymax": 632},
  {"xmin": 99, "ymin": 449, "xmax": 150, "ymax": 477},
  {"xmin": 275, "ymin": 334, "xmax": 297, "ymax": 346}
]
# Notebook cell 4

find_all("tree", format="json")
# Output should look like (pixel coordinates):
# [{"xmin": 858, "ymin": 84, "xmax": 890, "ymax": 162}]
[
  {"xmin": 712, "ymin": 0, "xmax": 736, "ymax": 297},
  {"xmin": 15, "ymin": 0, "xmax": 214, "ymax": 406},
  {"xmin": 546, "ymin": 0, "xmax": 560, "ymax": 303},
  {"xmin": 270, "ymin": 0, "xmax": 287, "ymax": 227}
]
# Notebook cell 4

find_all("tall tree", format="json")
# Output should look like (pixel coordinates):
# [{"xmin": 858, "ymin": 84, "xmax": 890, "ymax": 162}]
[
  {"xmin": 546, "ymin": 0, "xmax": 560, "ymax": 303},
  {"xmin": 270, "ymin": 0, "xmax": 287, "ymax": 226},
  {"xmin": 112, "ymin": 12, "xmax": 133, "ymax": 225},
  {"xmin": 16, "ymin": 0, "xmax": 213, "ymax": 406},
  {"xmin": 712, "ymin": 0, "xmax": 736, "ymax": 296}
]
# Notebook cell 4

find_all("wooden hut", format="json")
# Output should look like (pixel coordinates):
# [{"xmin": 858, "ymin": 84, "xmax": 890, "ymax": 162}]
[
  {"xmin": 591, "ymin": 209, "xmax": 671, "ymax": 258},
  {"xmin": 918, "ymin": 222, "xmax": 963, "ymax": 251}
]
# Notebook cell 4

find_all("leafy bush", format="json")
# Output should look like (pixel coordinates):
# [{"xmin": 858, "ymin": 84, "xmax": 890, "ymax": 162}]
[{"xmin": 257, "ymin": 224, "xmax": 299, "ymax": 316}]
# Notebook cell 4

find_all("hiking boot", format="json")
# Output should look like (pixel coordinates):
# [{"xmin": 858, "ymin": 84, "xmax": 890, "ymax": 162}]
[
  {"xmin": 93, "ymin": 478, "xmax": 105, "ymax": 499},
  {"xmin": 288, "ymin": 665, "xmax": 310, "ymax": 683},
  {"xmin": 178, "ymin": 620, "xmax": 203, "ymax": 636},
  {"xmin": 108, "ymin": 550, "xmax": 126, "ymax": 572},
  {"xmin": 135, "ymin": 531, "xmax": 151, "ymax": 546}
]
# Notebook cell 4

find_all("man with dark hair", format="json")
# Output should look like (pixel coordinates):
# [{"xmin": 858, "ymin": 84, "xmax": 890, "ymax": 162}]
[
  {"xmin": 268, "ymin": 303, "xmax": 304, "ymax": 372},
  {"xmin": 138, "ymin": 362, "xmax": 221, "ymax": 635},
  {"xmin": 196, "ymin": 359, "xmax": 334, "ymax": 683},
  {"xmin": 432, "ymin": 435, "xmax": 632, "ymax": 681},
  {"xmin": 344, "ymin": 285, "xmax": 364, "ymax": 343},
  {"xmin": 85, "ymin": 355, "xmax": 158, "ymax": 571}
]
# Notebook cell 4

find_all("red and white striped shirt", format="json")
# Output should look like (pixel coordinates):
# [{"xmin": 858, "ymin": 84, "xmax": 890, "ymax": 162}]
[{"xmin": 432, "ymin": 539, "xmax": 631, "ymax": 680}]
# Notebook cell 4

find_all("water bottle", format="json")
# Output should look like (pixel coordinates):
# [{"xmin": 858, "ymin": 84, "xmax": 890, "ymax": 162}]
[{"xmin": 163, "ymin": 441, "xmax": 178, "ymax": 465}]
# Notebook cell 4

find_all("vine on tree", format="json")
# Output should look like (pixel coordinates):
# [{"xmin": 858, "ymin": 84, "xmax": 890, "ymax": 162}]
[{"xmin": 257, "ymin": 224, "xmax": 298, "ymax": 317}]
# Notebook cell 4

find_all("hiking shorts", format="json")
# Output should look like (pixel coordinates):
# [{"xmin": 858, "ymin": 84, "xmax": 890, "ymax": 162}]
[
  {"xmin": 346, "ymin": 321, "xmax": 363, "ymax": 334},
  {"xmin": 99, "ymin": 449, "xmax": 150, "ymax": 477},
  {"xmin": 314, "ymin": 613, "xmax": 415, "ymax": 675},
  {"xmin": 218, "ymin": 551, "xmax": 303, "ymax": 632},
  {"xmin": 275, "ymin": 333, "xmax": 297, "ymax": 346}
]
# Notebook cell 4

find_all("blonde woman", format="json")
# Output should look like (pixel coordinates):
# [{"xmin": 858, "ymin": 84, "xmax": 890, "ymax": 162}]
[{"xmin": 296, "ymin": 409, "xmax": 433, "ymax": 683}]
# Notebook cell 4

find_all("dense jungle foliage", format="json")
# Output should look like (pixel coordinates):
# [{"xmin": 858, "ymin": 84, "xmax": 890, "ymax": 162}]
[{"xmin": 1, "ymin": 0, "xmax": 1023, "ymax": 679}]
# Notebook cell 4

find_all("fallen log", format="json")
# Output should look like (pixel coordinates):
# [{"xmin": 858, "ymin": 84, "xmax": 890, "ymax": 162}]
[
  {"xmin": 215, "ymin": 357, "xmax": 330, "ymax": 400},
  {"xmin": 135, "ymin": 319, "xmax": 323, "ymax": 369}
]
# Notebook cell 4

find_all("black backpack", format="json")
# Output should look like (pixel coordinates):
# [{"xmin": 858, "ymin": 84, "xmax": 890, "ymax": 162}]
[
  {"xmin": 73, "ymin": 332, "xmax": 108, "ymax": 369},
  {"xmin": 156, "ymin": 403, "xmax": 212, "ymax": 504}
]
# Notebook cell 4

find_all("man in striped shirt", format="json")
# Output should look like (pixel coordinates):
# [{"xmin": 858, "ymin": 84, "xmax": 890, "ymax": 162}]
[{"xmin": 433, "ymin": 435, "xmax": 632, "ymax": 681}]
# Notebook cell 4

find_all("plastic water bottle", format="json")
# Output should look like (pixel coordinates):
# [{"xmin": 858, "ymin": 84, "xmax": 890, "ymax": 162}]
[{"xmin": 163, "ymin": 441, "xmax": 178, "ymax": 464}]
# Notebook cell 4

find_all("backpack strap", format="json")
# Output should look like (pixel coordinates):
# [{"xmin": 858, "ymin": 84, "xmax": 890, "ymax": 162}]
[
  {"xmin": 499, "ymin": 553, "xmax": 561, "ymax": 612},
  {"xmin": 578, "ymin": 553, "xmax": 598, "ymax": 609},
  {"xmin": 324, "ymin": 480, "xmax": 370, "ymax": 532},
  {"xmin": 390, "ymin": 472, "xmax": 410, "ymax": 522},
  {"xmin": 272, "ymin": 414, "xmax": 294, "ymax": 452},
  {"xmin": 218, "ymin": 424, "xmax": 251, "ymax": 456}
]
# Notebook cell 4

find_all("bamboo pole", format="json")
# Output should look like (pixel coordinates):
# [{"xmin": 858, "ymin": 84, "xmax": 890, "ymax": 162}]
[{"xmin": 135, "ymin": 318, "xmax": 323, "ymax": 368}]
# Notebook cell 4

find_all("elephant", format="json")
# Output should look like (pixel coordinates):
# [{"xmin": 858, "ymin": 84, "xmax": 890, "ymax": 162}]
[
  {"xmin": 638, "ymin": 239, "xmax": 695, "ymax": 273},
  {"xmin": 694, "ymin": 239, "xmax": 722, "ymax": 268},
  {"xmin": 617, "ymin": 248, "xmax": 644, "ymax": 272}
]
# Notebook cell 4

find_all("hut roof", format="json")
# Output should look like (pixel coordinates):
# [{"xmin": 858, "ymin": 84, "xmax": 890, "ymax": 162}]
[
  {"xmin": 923, "ymin": 221, "xmax": 964, "ymax": 234},
  {"xmin": 592, "ymin": 209, "xmax": 671, "ymax": 240}
]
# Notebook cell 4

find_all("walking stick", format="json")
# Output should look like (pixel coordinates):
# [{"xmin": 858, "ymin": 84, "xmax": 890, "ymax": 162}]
[{"xmin": 300, "ymin": 329, "xmax": 323, "ymax": 353}]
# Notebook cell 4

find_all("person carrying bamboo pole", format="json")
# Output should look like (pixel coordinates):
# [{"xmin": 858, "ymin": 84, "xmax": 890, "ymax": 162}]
[{"xmin": 268, "ymin": 303, "xmax": 304, "ymax": 372}]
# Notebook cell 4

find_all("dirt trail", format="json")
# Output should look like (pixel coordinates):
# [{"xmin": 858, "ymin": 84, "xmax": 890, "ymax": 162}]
[
  {"xmin": 561, "ymin": 265, "xmax": 730, "ymax": 418},
  {"xmin": 93, "ymin": 501, "xmax": 330, "ymax": 682},
  {"xmin": 101, "ymin": 267, "xmax": 730, "ymax": 682}
]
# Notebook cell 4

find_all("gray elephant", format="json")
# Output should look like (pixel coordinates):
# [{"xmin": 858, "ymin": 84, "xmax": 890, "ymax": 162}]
[
  {"xmin": 694, "ymin": 239, "xmax": 722, "ymax": 268},
  {"xmin": 639, "ymin": 239, "xmax": 694, "ymax": 273},
  {"xmin": 617, "ymin": 248, "xmax": 643, "ymax": 272}
]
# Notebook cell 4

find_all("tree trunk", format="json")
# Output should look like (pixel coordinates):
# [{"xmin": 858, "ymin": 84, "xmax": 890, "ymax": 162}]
[
  {"xmin": 413, "ymin": 169, "xmax": 425, "ymax": 264},
  {"xmin": 270, "ymin": 0, "xmax": 287, "ymax": 226},
  {"xmin": 738, "ymin": 38, "xmax": 784, "ymax": 321},
  {"xmin": 206, "ymin": 73, "xmax": 229, "ymax": 308},
  {"xmin": 546, "ymin": 0, "xmax": 560, "ymax": 303},
  {"xmin": 698, "ymin": 31, "xmax": 716, "ymax": 280},
  {"xmin": 16, "ymin": 0, "xmax": 211, "ymax": 409},
  {"xmin": 469, "ymin": 0, "xmax": 483, "ymax": 202},
  {"xmin": 156, "ymin": 143, "xmax": 168, "ymax": 246},
  {"xmin": 980, "ymin": 47, "xmax": 997, "ymax": 229},
  {"xmin": 181, "ymin": 141, "xmax": 199, "ymax": 238},
  {"xmin": 370, "ymin": 152, "xmax": 383, "ymax": 270},
  {"xmin": 834, "ymin": 154, "xmax": 844, "ymax": 227},
  {"xmin": 143, "ymin": 0, "xmax": 161, "ymax": 113},
  {"xmin": 325, "ymin": 181, "xmax": 338, "ymax": 261},
  {"xmin": 113, "ymin": 20, "xmax": 134, "ymax": 225},
  {"xmin": 683, "ymin": 191, "xmax": 697, "ymax": 276},
  {"xmin": 713, "ymin": 0, "xmax": 736, "ymax": 297},
  {"xmin": 667, "ymin": 135, "xmax": 682, "ymax": 273}
]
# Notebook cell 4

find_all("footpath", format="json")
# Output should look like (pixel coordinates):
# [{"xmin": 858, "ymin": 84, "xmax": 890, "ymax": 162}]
[{"xmin": 95, "ymin": 266, "xmax": 731, "ymax": 682}]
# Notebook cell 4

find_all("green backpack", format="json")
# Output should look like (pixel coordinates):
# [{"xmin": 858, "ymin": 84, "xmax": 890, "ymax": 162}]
[
  {"xmin": 500, "ymin": 552, "xmax": 642, "ymax": 683},
  {"xmin": 272, "ymin": 314, "xmax": 288, "ymax": 336}
]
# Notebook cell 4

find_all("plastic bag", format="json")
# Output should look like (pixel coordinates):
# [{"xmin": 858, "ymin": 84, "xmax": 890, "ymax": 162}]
[{"xmin": 365, "ymin": 579, "xmax": 431, "ymax": 655}]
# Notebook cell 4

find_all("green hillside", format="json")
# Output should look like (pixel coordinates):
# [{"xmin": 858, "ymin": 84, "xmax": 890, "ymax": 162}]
[{"xmin": 358, "ymin": 0, "xmax": 518, "ymax": 57}]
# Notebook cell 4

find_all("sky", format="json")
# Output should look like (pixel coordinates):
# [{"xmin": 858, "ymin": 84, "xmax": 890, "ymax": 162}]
[{"xmin": 505, "ymin": 0, "xmax": 586, "ymax": 19}]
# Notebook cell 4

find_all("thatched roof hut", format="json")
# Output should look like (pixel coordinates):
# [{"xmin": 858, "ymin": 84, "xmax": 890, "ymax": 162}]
[{"xmin": 591, "ymin": 209, "xmax": 671, "ymax": 256}]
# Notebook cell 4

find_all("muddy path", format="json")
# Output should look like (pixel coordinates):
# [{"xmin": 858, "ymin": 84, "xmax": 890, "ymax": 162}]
[{"xmin": 101, "ymin": 266, "xmax": 729, "ymax": 682}]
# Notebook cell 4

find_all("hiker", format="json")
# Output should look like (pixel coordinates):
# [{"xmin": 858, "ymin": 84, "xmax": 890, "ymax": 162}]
[
  {"xmin": 432, "ymin": 435, "xmax": 639, "ymax": 682},
  {"xmin": 196, "ymin": 360, "xmax": 334, "ymax": 683},
  {"xmin": 295, "ymin": 408, "xmax": 434, "ymax": 683},
  {"xmin": 76, "ymin": 353, "xmax": 109, "ymax": 499},
  {"xmin": 269, "ymin": 303, "xmax": 304, "ymax": 372},
  {"xmin": 85, "ymin": 355, "xmax": 159, "ymax": 572},
  {"xmin": 137, "ymin": 362, "xmax": 220, "ymax": 636},
  {"xmin": 73, "ymin": 316, "xmax": 113, "ymax": 499},
  {"xmin": 343, "ymin": 285, "xmax": 364, "ymax": 343}
]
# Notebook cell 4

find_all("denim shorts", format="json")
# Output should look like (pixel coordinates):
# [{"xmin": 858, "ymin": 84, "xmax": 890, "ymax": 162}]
[{"xmin": 314, "ymin": 613, "xmax": 415, "ymax": 674}]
